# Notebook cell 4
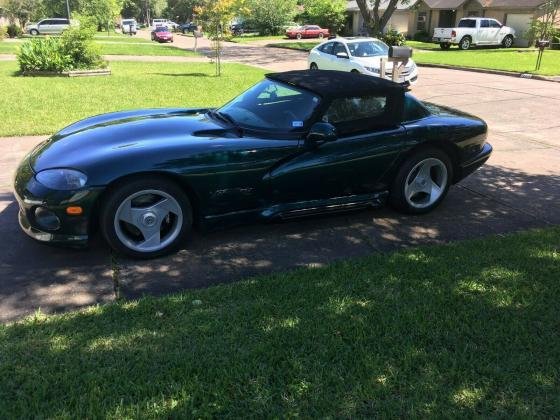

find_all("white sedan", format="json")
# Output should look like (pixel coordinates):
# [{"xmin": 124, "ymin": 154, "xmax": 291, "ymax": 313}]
[{"xmin": 308, "ymin": 37, "xmax": 418, "ymax": 86}]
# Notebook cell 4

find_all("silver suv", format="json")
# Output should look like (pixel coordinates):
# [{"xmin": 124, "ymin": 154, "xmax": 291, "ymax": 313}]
[{"xmin": 26, "ymin": 18, "xmax": 71, "ymax": 36}]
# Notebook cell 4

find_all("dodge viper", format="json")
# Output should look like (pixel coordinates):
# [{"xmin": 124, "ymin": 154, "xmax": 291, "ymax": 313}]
[{"xmin": 14, "ymin": 70, "xmax": 492, "ymax": 258}]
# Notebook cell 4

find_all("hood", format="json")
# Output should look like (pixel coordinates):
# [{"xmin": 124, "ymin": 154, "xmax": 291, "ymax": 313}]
[{"xmin": 30, "ymin": 108, "xmax": 231, "ymax": 172}]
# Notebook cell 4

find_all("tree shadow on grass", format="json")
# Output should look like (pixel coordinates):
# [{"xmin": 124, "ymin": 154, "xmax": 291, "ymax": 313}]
[
  {"xmin": 150, "ymin": 72, "xmax": 211, "ymax": 77},
  {"xmin": 0, "ymin": 227, "xmax": 558, "ymax": 417}
]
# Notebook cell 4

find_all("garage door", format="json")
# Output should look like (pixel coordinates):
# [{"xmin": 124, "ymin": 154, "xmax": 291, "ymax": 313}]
[
  {"xmin": 506, "ymin": 13, "xmax": 532, "ymax": 47},
  {"xmin": 386, "ymin": 13, "xmax": 409, "ymax": 35}
]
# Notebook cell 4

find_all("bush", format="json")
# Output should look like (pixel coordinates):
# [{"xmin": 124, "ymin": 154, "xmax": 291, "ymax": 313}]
[
  {"xmin": 7, "ymin": 24, "xmax": 23, "ymax": 38},
  {"xmin": 17, "ymin": 26, "xmax": 106, "ymax": 73},
  {"xmin": 0, "ymin": 26, "xmax": 7, "ymax": 41},
  {"xmin": 551, "ymin": 36, "xmax": 560, "ymax": 50},
  {"xmin": 413, "ymin": 30, "xmax": 430, "ymax": 42},
  {"xmin": 382, "ymin": 28, "xmax": 406, "ymax": 46}
]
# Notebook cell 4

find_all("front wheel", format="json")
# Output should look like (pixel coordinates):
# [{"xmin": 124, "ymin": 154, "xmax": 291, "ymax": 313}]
[
  {"xmin": 100, "ymin": 177, "xmax": 193, "ymax": 259},
  {"xmin": 318, "ymin": 33, "xmax": 324, "ymax": 39},
  {"xmin": 310, "ymin": 62, "xmax": 318, "ymax": 70},
  {"xmin": 30, "ymin": 29, "xmax": 39, "ymax": 36},
  {"xmin": 296, "ymin": 33, "xmax": 302, "ymax": 40},
  {"xmin": 502, "ymin": 35, "xmax": 513, "ymax": 48},
  {"xmin": 389, "ymin": 148, "xmax": 453, "ymax": 214}
]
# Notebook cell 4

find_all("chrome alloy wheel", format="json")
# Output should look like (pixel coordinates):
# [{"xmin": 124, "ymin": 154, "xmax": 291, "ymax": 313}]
[
  {"xmin": 114, "ymin": 189, "xmax": 183, "ymax": 253},
  {"xmin": 404, "ymin": 158, "xmax": 448, "ymax": 209}
]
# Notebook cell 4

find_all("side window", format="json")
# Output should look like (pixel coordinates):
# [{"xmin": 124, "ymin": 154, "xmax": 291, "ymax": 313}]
[
  {"xmin": 480, "ymin": 19, "xmax": 490, "ymax": 28},
  {"xmin": 333, "ymin": 42, "xmax": 347, "ymax": 56},
  {"xmin": 490, "ymin": 20, "xmax": 501, "ymax": 28},
  {"xmin": 319, "ymin": 42, "xmax": 334, "ymax": 55},
  {"xmin": 323, "ymin": 96, "xmax": 387, "ymax": 125}
]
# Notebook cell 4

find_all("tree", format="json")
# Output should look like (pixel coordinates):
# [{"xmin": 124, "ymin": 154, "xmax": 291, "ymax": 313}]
[
  {"xmin": 1, "ymin": 0, "xmax": 43, "ymax": 26},
  {"xmin": 528, "ymin": 0, "xmax": 560, "ymax": 41},
  {"xmin": 242, "ymin": 0, "xmax": 297, "ymax": 35},
  {"xmin": 300, "ymin": 0, "xmax": 346, "ymax": 33},
  {"xmin": 355, "ymin": 0, "xmax": 407, "ymax": 35},
  {"xmin": 164, "ymin": 0, "xmax": 199, "ymax": 22}
]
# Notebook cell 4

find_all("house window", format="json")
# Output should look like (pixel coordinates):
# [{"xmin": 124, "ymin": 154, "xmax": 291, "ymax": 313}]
[{"xmin": 417, "ymin": 12, "xmax": 427, "ymax": 31}]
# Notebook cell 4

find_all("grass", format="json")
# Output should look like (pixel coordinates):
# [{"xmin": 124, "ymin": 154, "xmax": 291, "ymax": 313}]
[
  {"xmin": 405, "ymin": 41, "xmax": 559, "ymax": 75},
  {"xmin": 266, "ymin": 41, "xmax": 321, "ymax": 51},
  {"xmin": 229, "ymin": 34, "xmax": 287, "ymax": 43},
  {"xmin": 0, "ymin": 61, "xmax": 264, "ymax": 136},
  {"xmin": 0, "ymin": 38, "xmax": 198, "ymax": 56},
  {"xmin": 1, "ymin": 227, "xmax": 559, "ymax": 417}
]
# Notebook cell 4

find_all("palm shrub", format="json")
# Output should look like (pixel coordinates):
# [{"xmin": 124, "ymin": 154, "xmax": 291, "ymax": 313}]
[
  {"xmin": 17, "ymin": 26, "xmax": 106, "ymax": 73},
  {"xmin": 382, "ymin": 28, "xmax": 406, "ymax": 46}
]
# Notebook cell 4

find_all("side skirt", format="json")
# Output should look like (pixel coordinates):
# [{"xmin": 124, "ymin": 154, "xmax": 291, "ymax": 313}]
[{"xmin": 201, "ymin": 191, "xmax": 388, "ymax": 230}]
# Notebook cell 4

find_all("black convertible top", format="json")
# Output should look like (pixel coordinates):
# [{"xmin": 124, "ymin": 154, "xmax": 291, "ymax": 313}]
[{"xmin": 265, "ymin": 70, "xmax": 405, "ymax": 100}]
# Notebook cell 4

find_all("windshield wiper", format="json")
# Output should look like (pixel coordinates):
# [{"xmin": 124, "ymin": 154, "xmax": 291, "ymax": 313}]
[{"xmin": 209, "ymin": 110, "xmax": 243, "ymax": 137}]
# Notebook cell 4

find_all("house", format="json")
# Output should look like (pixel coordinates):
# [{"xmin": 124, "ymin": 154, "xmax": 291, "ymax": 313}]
[{"xmin": 346, "ymin": 0, "xmax": 551, "ymax": 46}]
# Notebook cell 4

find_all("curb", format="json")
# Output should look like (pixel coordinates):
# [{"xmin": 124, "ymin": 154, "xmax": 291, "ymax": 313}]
[{"xmin": 417, "ymin": 63, "xmax": 560, "ymax": 83}]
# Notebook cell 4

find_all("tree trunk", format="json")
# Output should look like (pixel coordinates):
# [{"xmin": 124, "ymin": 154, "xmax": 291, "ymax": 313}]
[{"xmin": 356, "ymin": 0, "xmax": 401, "ymax": 35}]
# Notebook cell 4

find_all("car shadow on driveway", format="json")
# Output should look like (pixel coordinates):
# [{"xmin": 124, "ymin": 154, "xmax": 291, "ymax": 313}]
[{"xmin": 0, "ymin": 164, "xmax": 556, "ymax": 323}]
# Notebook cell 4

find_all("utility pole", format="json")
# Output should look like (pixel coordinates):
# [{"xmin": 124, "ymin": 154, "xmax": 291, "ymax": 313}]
[{"xmin": 66, "ymin": 0, "xmax": 71, "ymax": 20}]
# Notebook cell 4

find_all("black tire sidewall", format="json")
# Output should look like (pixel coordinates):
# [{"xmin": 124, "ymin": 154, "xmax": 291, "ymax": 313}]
[
  {"xmin": 100, "ymin": 177, "xmax": 193, "ymax": 259},
  {"xmin": 389, "ymin": 148, "xmax": 453, "ymax": 215}
]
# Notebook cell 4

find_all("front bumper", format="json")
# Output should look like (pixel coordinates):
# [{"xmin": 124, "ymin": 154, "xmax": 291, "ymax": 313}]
[
  {"xmin": 457, "ymin": 142, "xmax": 493, "ymax": 181},
  {"xmin": 14, "ymin": 159, "xmax": 103, "ymax": 247}
]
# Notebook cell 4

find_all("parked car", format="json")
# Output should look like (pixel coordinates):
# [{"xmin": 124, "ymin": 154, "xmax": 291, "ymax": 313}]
[
  {"xmin": 152, "ymin": 19, "xmax": 178, "ymax": 31},
  {"xmin": 230, "ymin": 23, "xmax": 244, "ymax": 36},
  {"xmin": 121, "ymin": 19, "xmax": 137, "ymax": 35},
  {"xmin": 26, "ymin": 18, "xmax": 71, "ymax": 36},
  {"xmin": 286, "ymin": 25, "xmax": 329, "ymax": 39},
  {"xmin": 308, "ymin": 37, "xmax": 418, "ymax": 86},
  {"xmin": 179, "ymin": 22, "xmax": 199, "ymax": 34},
  {"xmin": 14, "ymin": 70, "xmax": 491, "ymax": 258},
  {"xmin": 151, "ymin": 26, "xmax": 174, "ymax": 43},
  {"xmin": 433, "ymin": 17, "xmax": 516, "ymax": 50}
]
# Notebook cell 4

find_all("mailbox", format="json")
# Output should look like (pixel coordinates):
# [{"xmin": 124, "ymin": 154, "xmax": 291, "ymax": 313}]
[{"xmin": 388, "ymin": 46, "xmax": 413, "ymax": 59}]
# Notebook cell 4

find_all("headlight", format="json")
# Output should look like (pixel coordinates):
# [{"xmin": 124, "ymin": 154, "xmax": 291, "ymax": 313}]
[
  {"xmin": 35, "ymin": 169, "xmax": 87, "ymax": 190},
  {"xmin": 364, "ymin": 66, "xmax": 380, "ymax": 73}
]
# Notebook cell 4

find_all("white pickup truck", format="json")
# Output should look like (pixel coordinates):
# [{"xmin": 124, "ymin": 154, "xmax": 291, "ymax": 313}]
[{"xmin": 433, "ymin": 17, "xmax": 516, "ymax": 50}]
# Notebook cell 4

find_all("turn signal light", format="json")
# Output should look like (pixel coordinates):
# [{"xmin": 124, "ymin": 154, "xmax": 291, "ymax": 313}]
[{"xmin": 66, "ymin": 206, "xmax": 83, "ymax": 215}]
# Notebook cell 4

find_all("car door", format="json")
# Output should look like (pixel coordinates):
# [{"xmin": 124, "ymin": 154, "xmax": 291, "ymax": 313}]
[
  {"xmin": 332, "ymin": 42, "xmax": 352, "ymax": 71},
  {"xmin": 477, "ymin": 19, "xmax": 490, "ymax": 43},
  {"xmin": 53, "ymin": 19, "xmax": 69, "ymax": 34},
  {"xmin": 486, "ymin": 19, "xmax": 502, "ymax": 44},
  {"xmin": 38, "ymin": 19, "xmax": 53, "ymax": 34},
  {"xmin": 268, "ymin": 95, "xmax": 408, "ymax": 202},
  {"xmin": 314, "ymin": 42, "xmax": 335, "ymax": 69}
]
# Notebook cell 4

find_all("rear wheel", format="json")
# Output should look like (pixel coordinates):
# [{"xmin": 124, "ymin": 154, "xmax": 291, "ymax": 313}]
[
  {"xmin": 440, "ymin": 42, "xmax": 451, "ymax": 50},
  {"xmin": 100, "ymin": 177, "xmax": 193, "ymax": 259},
  {"xmin": 502, "ymin": 35, "xmax": 513, "ymax": 48},
  {"xmin": 310, "ymin": 62, "xmax": 318, "ymax": 70},
  {"xmin": 459, "ymin": 36, "xmax": 471, "ymax": 50},
  {"xmin": 389, "ymin": 148, "xmax": 453, "ymax": 214}
]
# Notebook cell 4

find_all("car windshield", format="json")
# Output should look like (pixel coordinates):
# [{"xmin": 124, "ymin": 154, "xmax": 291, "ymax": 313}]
[
  {"xmin": 217, "ymin": 79, "xmax": 321, "ymax": 132},
  {"xmin": 155, "ymin": 27, "xmax": 168, "ymax": 32},
  {"xmin": 347, "ymin": 40, "xmax": 389, "ymax": 57},
  {"xmin": 122, "ymin": 20, "xmax": 134, "ymax": 25}
]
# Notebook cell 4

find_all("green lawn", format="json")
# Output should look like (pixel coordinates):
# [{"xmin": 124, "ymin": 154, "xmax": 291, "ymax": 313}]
[
  {"xmin": 266, "ymin": 41, "xmax": 320, "ymax": 51},
  {"xmin": 0, "ymin": 61, "xmax": 264, "ymax": 136},
  {"xmin": 230, "ymin": 34, "xmax": 287, "ymax": 43},
  {"xmin": 1, "ymin": 227, "xmax": 559, "ymax": 417},
  {"xmin": 0, "ymin": 38, "xmax": 197, "ymax": 56}
]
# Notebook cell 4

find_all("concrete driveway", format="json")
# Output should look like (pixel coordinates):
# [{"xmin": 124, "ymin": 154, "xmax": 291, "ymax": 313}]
[{"xmin": 1, "ymin": 63, "xmax": 558, "ymax": 322}]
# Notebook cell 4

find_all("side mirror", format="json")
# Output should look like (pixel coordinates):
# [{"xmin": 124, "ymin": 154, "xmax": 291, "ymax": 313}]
[
  {"xmin": 306, "ymin": 122, "xmax": 337, "ymax": 146},
  {"xmin": 336, "ymin": 51, "xmax": 349, "ymax": 59}
]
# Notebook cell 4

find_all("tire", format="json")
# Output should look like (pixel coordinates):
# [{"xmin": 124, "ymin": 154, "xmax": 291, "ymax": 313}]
[
  {"xmin": 439, "ymin": 42, "xmax": 451, "ymax": 50},
  {"xmin": 350, "ymin": 69, "xmax": 360, "ymax": 73},
  {"xmin": 30, "ymin": 29, "xmax": 39, "ymax": 36},
  {"xmin": 459, "ymin": 36, "xmax": 471, "ymax": 50},
  {"xmin": 502, "ymin": 35, "xmax": 513, "ymax": 48},
  {"xmin": 100, "ymin": 177, "xmax": 193, "ymax": 259},
  {"xmin": 319, "ymin": 33, "xmax": 324, "ymax": 39},
  {"xmin": 296, "ymin": 33, "xmax": 302, "ymax": 40},
  {"xmin": 310, "ymin": 62, "xmax": 318, "ymax": 70},
  {"xmin": 389, "ymin": 148, "xmax": 453, "ymax": 215}
]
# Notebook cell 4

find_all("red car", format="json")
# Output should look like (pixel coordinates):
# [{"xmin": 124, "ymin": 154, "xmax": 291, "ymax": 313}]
[
  {"xmin": 286, "ymin": 25, "xmax": 329, "ymax": 40},
  {"xmin": 151, "ymin": 26, "xmax": 174, "ymax": 43}
]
